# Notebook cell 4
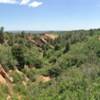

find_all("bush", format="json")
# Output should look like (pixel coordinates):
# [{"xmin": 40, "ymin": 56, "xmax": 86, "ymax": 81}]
[
  {"xmin": 11, "ymin": 71, "xmax": 25, "ymax": 83},
  {"xmin": 63, "ymin": 42, "xmax": 70, "ymax": 53},
  {"xmin": 48, "ymin": 67, "xmax": 61, "ymax": 77},
  {"xmin": 0, "ymin": 45, "xmax": 17, "ymax": 70},
  {"xmin": 12, "ymin": 45, "xmax": 25, "ymax": 69},
  {"xmin": 24, "ymin": 47, "xmax": 43, "ymax": 68},
  {"xmin": 0, "ymin": 85, "xmax": 8, "ymax": 100}
]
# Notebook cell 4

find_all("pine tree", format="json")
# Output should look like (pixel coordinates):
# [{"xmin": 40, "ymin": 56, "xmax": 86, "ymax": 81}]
[
  {"xmin": 63, "ymin": 42, "xmax": 70, "ymax": 53},
  {"xmin": 0, "ymin": 26, "xmax": 4, "ymax": 44}
]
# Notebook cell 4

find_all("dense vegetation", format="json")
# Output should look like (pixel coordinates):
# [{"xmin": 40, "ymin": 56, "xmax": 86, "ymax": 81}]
[{"xmin": 0, "ymin": 27, "xmax": 100, "ymax": 100}]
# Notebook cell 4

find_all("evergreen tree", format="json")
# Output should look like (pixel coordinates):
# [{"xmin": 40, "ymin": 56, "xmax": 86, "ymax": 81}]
[
  {"xmin": 0, "ymin": 26, "xmax": 4, "ymax": 44},
  {"xmin": 63, "ymin": 42, "xmax": 70, "ymax": 53}
]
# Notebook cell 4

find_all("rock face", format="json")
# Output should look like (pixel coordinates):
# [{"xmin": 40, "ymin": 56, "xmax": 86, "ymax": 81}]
[
  {"xmin": 0, "ymin": 74, "xmax": 6, "ymax": 85},
  {"xmin": 27, "ymin": 33, "xmax": 58, "ymax": 48},
  {"xmin": 0, "ymin": 64, "xmax": 12, "ymax": 85},
  {"xmin": 42, "ymin": 33, "xmax": 58, "ymax": 41}
]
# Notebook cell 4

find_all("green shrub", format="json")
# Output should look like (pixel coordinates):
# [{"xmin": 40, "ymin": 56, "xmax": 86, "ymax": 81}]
[
  {"xmin": 0, "ymin": 45, "xmax": 17, "ymax": 70},
  {"xmin": 12, "ymin": 45, "xmax": 25, "ymax": 69},
  {"xmin": 48, "ymin": 67, "xmax": 61, "ymax": 77},
  {"xmin": 0, "ymin": 85, "xmax": 8, "ymax": 100}
]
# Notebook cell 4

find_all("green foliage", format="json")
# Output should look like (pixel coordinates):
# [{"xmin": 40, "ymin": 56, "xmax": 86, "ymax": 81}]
[
  {"xmin": 11, "ymin": 71, "xmax": 25, "ymax": 83},
  {"xmin": 0, "ymin": 85, "xmax": 8, "ymax": 100},
  {"xmin": 0, "ymin": 28, "xmax": 100, "ymax": 99},
  {"xmin": 48, "ymin": 67, "xmax": 61, "ymax": 77},
  {"xmin": 14, "ymin": 82, "xmax": 27, "ymax": 95},
  {"xmin": 63, "ymin": 42, "xmax": 70, "ymax": 53},
  {"xmin": 22, "ymin": 68, "xmax": 36, "ymax": 82},
  {"xmin": 12, "ymin": 45, "xmax": 25, "ymax": 69},
  {"xmin": 24, "ymin": 46, "xmax": 43, "ymax": 68},
  {"xmin": 0, "ymin": 45, "xmax": 17, "ymax": 70}
]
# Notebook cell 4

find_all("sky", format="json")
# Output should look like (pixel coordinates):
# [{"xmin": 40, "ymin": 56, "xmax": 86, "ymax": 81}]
[{"xmin": 0, "ymin": 0, "xmax": 100, "ymax": 31}]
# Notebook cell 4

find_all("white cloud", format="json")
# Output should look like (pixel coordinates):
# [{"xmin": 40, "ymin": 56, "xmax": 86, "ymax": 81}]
[
  {"xmin": 0, "ymin": 0, "xmax": 43, "ymax": 8},
  {"xmin": 20, "ymin": 0, "xmax": 30, "ymax": 5},
  {"xmin": 29, "ymin": 1, "xmax": 43, "ymax": 8},
  {"xmin": 0, "ymin": 0, "xmax": 17, "ymax": 4}
]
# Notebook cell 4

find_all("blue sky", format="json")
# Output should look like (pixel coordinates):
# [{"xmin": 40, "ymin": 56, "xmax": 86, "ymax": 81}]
[{"xmin": 0, "ymin": 0, "xmax": 100, "ymax": 31}]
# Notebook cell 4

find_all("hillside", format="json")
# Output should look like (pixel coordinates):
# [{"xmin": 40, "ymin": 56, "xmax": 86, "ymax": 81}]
[{"xmin": 0, "ymin": 28, "xmax": 100, "ymax": 100}]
